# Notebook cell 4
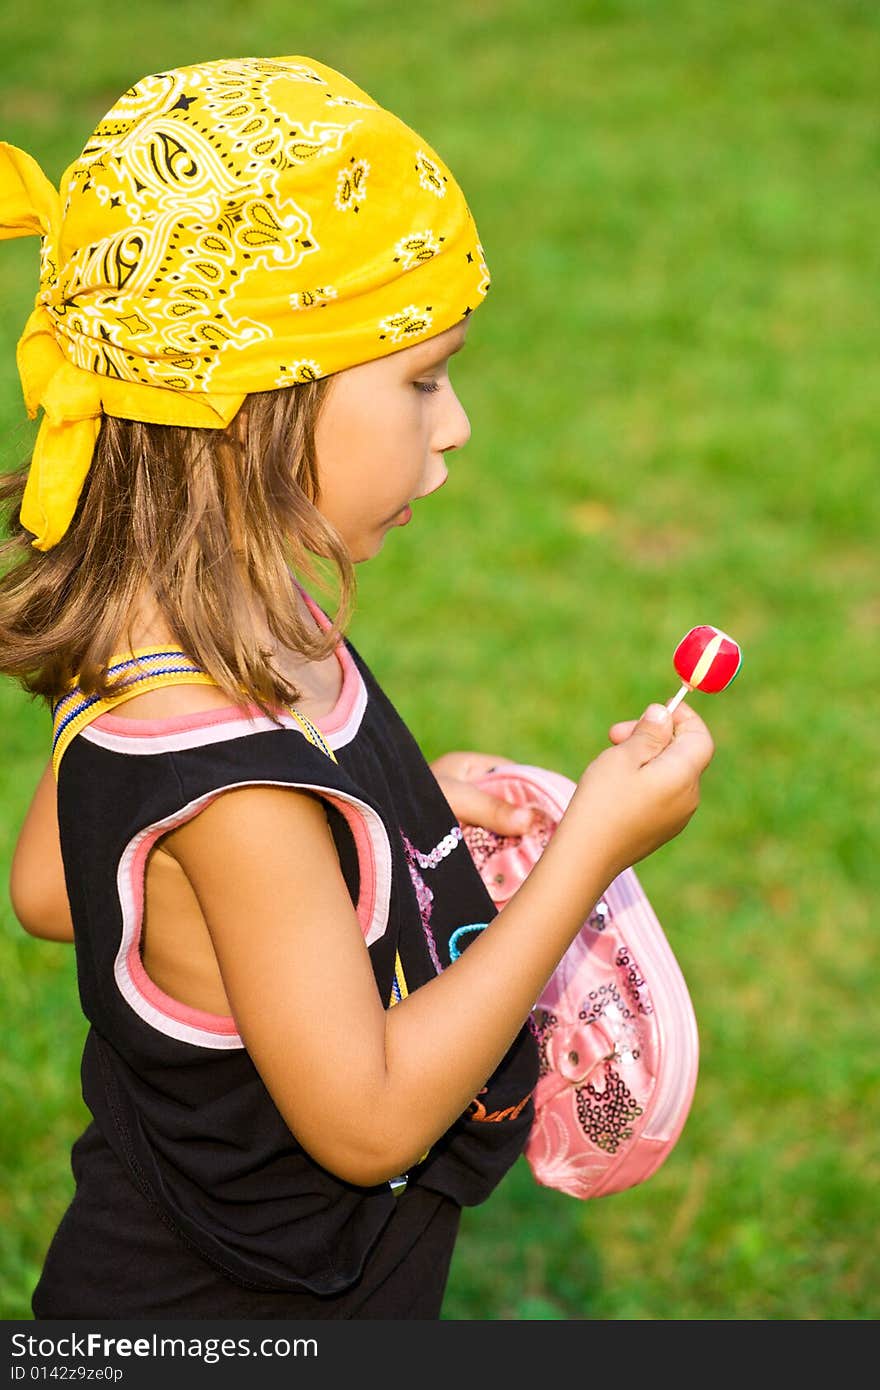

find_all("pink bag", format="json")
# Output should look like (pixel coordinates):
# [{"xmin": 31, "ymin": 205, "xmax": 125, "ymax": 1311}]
[{"xmin": 460, "ymin": 763, "xmax": 699, "ymax": 1201}]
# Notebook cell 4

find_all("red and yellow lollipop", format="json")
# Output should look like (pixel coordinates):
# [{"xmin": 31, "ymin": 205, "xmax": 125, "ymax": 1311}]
[{"xmin": 666, "ymin": 625, "xmax": 743, "ymax": 713}]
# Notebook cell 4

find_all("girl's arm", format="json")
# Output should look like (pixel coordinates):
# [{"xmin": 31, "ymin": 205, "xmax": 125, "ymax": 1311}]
[
  {"xmin": 9, "ymin": 759, "xmax": 75, "ymax": 941},
  {"xmin": 164, "ymin": 702, "xmax": 714, "ymax": 1188}
]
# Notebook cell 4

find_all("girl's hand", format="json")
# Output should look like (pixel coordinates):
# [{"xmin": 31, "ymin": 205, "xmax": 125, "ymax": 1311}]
[
  {"xmin": 429, "ymin": 749, "xmax": 535, "ymax": 837},
  {"xmin": 567, "ymin": 701, "xmax": 716, "ymax": 881}
]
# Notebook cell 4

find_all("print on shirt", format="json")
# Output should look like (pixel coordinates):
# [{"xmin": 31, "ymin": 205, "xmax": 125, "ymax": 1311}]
[{"xmin": 399, "ymin": 823, "xmax": 463, "ymax": 973}]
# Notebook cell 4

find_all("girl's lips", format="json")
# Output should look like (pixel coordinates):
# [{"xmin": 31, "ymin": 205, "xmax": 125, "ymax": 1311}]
[{"xmin": 391, "ymin": 504, "xmax": 413, "ymax": 526}]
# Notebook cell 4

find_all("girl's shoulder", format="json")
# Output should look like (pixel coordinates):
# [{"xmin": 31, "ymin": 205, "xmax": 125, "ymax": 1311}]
[
  {"xmin": 51, "ymin": 642, "xmax": 258, "ymax": 779},
  {"xmin": 53, "ymin": 635, "xmax": 348, "ymax": 781},
  {"xmin": 105, "ymin": 683, "xmax": 240, "ymax": 721}
]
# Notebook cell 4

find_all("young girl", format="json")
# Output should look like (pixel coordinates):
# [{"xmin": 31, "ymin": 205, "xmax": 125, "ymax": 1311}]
[{"xmin": 0, "ymin": 56, "xmax": 714, "ymax": 1320}]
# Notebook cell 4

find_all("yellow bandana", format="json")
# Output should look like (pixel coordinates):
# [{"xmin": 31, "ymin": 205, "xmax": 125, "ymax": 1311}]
[{"xmin": 0, "ymin": 56, "xmax": 489, "ymax": 549}]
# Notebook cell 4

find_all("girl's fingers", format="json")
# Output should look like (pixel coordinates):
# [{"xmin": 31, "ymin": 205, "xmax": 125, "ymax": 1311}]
[
  {"xmin": 436, "ymin": 775, "xmax": 534, "ymax": 835},
  {"xmin": 609, "ymin": 700, "xmax": 712, "ymax": 747},
  {"xmin": 665, "ymin": 702, "xmax": 716, "ymax": 772},
  {"xmin": 608, "ymin": 719, "xmax": 639, "ymax": 744},
  {"xmin": 430, "ymin": 750, "xmax": 516, "ymax": 781}
]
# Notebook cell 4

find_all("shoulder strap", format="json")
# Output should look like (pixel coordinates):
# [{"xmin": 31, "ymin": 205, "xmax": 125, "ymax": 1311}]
[
  {"xmin": 51, "ymin": 645, "xmax": 335, "ymax": 777},
  {"xmin": 52, "ymin": 644, "xmax": 410, "ymax": 1007}
]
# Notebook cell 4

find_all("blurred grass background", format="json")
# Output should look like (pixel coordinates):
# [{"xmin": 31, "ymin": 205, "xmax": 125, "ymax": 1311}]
[{"xmin": 1, "ymin": 0, "xmax": 878, "ymax": 1320}]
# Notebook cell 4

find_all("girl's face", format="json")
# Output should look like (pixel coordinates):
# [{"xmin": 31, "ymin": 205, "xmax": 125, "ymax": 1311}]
[{"xmin": 313, "ymin": 320, "xmax": 471, "ymax": 561}]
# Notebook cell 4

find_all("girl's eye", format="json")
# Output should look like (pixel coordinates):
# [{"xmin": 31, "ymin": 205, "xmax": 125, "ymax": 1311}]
[{"xmin": 414, "ymin": 379, "xmax": 441, "ymax": 394}]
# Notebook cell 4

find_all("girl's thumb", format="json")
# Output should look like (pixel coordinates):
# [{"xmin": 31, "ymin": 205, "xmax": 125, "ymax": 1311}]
[
  {"xmin": 628, "ymin": 703, "xmax": 674, "ymax": 759},
  {"xmin": 459, "ymin": 787, "xmax": 535, "ymax": 837}
]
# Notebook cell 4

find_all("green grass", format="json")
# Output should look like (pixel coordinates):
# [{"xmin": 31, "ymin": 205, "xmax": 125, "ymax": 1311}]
[{"xmin": 1, "ymin": 0, "xmax": 878, "ymax": 1321}]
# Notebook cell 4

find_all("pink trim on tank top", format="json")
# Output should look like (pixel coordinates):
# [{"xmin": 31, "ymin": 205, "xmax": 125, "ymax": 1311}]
[
  {"xmin": 93, "ymin": 703, "xmax": 260, "ymax": 737},
  {"xmin": 125, "ymin": 823, "xmax": 241, "ymax": 1037}
]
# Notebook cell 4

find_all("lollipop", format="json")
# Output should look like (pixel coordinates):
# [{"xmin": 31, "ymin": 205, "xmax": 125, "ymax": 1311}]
[{"xmin": 666, "ymin": 625, "xmax": 743, "ymax": 713}]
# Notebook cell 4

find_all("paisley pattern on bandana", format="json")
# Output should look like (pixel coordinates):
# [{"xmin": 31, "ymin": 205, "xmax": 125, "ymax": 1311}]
[
  {"xmin": 275, "ymin": 359, "xmax": 323, "ymax": 387},
  {"xmin": 290, "ymin": 285, "xmax": 337, "ymax": 310},
  {"xmin": 394, "ymin": 231, "xmax": 441, "ymax": 269},
  {"xmin": 378, "ymin": 305, "xmax": 434, "ymax": 343},
  {"xmin": 334, "ymin": 157, "xmax": 370, "ymax": 212},
  {"xmin": 415, "ymin": 150, "xmax": 447, "ymax": 197},
  {"xmin": 0, "ymin": 55, "xmax": 489, "ymax": 549}
]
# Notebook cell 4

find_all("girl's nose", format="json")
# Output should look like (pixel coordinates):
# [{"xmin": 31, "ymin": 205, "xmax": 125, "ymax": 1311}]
[{"xmin": 440, "ymin": 386, "xmax": 471, "ymax": 454}]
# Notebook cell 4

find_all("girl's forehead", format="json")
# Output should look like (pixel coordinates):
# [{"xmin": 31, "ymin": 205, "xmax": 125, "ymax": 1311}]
[{"xmin": 405, "ymin": 320, "xmax": 470, "ymax": 364}]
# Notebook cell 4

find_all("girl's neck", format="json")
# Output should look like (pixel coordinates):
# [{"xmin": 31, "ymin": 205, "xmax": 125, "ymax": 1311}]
[
  {"xmin": 119, "ymin": 586, "xmax": 304, "ymax": 655},
  {"xmin": 113, "ymin": 585, "xmax": 344, "ymax": 719}
]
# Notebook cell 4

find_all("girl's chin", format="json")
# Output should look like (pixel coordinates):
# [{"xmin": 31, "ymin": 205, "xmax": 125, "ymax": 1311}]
[
  {"xmin": 351, "ymin": 533, "xmax": 386, "ymax": 563},
  {"xmin": 345, "ymin": 513, "xmax": 412, "ymax": 562}
]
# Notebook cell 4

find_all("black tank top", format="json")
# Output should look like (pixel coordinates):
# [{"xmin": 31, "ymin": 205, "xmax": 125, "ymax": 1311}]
[{"xmin": 52, "ymin": 590, "xmax": 538, "ymax": 1295}]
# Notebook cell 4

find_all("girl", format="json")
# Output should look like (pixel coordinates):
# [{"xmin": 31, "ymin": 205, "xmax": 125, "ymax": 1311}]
[{"xmin": 0, "ymin": 56, "xmax": 714, "ymax": 1320}]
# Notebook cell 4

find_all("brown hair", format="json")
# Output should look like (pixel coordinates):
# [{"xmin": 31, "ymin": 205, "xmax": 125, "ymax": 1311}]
[{"xmin": 0, "ymin": 378, "xmax": 355, "ymax": 715}]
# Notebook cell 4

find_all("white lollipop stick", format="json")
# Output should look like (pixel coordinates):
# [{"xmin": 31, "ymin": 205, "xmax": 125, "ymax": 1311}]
[{"xmin": 666, "ymin": 684, "xmax": 690, "ymax": 714}]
